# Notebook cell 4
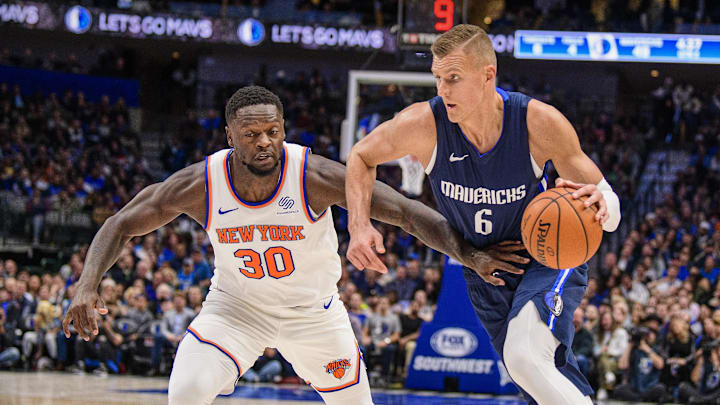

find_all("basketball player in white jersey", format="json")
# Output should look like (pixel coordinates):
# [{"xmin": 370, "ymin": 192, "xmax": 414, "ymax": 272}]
[{"xmin": 62, "ymin": 86, "xmax": 509, "ymax": 405}]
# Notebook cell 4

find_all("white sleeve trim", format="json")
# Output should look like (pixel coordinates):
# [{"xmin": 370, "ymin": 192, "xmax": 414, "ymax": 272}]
[
  {"xmin": 530, "ymin": 152, "xmax": 543, "ymax": 178},
  {"xmin": 424, "ymin": 144, "xmax": 437, "ymax": 175}
]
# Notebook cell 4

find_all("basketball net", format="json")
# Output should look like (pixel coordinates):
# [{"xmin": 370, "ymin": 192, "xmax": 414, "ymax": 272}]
[{"xmin": 399, "ymin": 154, "xmax": 425, "ymax": 198}]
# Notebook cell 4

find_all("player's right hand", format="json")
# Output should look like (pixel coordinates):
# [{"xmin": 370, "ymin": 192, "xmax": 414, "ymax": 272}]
[
  {"xmin": 62, "ymin": 288, "xmax": 108, "ymax": 341},
  {"xmin": 460, "ymin": 241, "xmax": 528, "ymax": 286},
  {"xmin": 347, "ymin": 223, "xmax": 388, "ymax": 273}
]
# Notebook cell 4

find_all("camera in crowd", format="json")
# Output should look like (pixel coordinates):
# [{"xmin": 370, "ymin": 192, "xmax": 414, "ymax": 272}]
[
  {"xmin": 630, "ymin": 326, "xmax": 653, "ymax": 345},
  {"xmin": 700, "ymin": 339, "xmax": 720, "ymax": 355}
]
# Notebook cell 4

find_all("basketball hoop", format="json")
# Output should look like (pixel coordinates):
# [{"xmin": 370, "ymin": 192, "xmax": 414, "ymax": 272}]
[{"xmin": 399, "ymin": 154, "xmax": 425, "ymax": 198}]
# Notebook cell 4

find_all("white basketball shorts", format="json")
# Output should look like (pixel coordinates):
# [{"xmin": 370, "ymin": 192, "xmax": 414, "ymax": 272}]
[{"xmin": 184, "ymin": 288, "xmax": 365, "ymax": 393}]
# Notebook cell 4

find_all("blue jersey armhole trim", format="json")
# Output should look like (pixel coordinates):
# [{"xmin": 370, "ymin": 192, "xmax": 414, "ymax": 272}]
[
  {"xmin": 302, "ymin": 147, "xmax": 326, "ymax": 222},
  {"xmin": 496, "ymin": 87, "xmax": 509, "ymax": 101},
  {"xmin": 203, "ymin": 156, "xmax": 210, "ymax": 230}
]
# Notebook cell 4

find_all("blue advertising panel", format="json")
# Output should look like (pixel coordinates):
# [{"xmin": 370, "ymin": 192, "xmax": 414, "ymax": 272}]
[
  {"xmin": 405, "ymin": 256, "xmax": 518, "ymax": 395},
  {"xmin": 514, "ymin": 30, "xmax": 720, "ymax": 64},
  {"xmin": 0, "ymin": 65, "xmax": 139, "ymax": 106}
]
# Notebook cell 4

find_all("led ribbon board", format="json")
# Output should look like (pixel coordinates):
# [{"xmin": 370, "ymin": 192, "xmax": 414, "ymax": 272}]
[{"xmin": 514, "ymin": 30, "xmax": 720, "ymax": 64}]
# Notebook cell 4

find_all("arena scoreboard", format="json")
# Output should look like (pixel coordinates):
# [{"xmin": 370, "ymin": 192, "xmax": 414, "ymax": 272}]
[
  {"xmin": 515, "ymin": 30, "xmax": 720, "ymax": 64},
  {"xmin": 398, "ymin": 0, "xmax": 466, "ymax": 50}
]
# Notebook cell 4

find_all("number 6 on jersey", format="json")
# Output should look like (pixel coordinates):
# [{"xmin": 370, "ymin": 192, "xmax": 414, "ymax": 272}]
[{"xmin": 475, "ymin": 209, "xmax": 492, "ymax": 235}]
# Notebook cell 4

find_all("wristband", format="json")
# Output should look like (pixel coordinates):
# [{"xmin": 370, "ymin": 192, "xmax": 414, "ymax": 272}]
[{"xmin": 597, "ymin": 178, "xmax": 620, "ymax": 232}]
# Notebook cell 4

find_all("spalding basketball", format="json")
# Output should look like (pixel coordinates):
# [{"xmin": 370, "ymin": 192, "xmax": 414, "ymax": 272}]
[{"xmin": 521, "ymin": 187, "xmax": 603, "ymax": 269}]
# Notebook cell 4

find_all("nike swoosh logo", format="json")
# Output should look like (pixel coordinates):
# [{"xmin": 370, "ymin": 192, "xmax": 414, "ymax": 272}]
[
  {"xmin": 218, "ymin": 207, "xmax": 239, "ymax": 215},
  {"xmin": 323, "ymin": 296, "xmax": 334, "ymax": 310},
  {"xmin": 449, "ymin": 153, "xmax": 469, "ymax": 162}
]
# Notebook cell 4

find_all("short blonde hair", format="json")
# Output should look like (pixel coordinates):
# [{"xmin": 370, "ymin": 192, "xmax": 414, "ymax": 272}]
[{"xmin": 431, "ymin": 24, "xmax": 497, "ymax": 68}]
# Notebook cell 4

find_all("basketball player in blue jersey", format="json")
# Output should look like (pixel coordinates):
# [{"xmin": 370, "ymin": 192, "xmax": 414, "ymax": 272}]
[
  {"xmin": 346, "ymin": 25, "xmax": 621, "ymax": 404},
  {"xmin": 62, "ymin": 86, "xmax": 496, "ymax": 405}
]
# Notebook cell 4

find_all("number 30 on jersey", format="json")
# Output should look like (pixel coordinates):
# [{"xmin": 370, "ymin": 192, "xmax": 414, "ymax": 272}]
[
  {"xmin": 475, "ymin": 209, "xmax": 492, "ymax": 235},
  {"xmin": 234, "ymin": 247, "xmax": 295, "ymax": 279}
]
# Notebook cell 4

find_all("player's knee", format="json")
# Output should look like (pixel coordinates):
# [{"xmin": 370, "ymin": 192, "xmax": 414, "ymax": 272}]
[
  {"xmin": 502, "ymin": 341, "xmax": 531, "ymax": 380},
  {"xmin": 503, "ymin": 321, "xmax": 537, "ymax": 380},
  {"xmin": 168, "ymin": 367, "xmax": 216, "ymax": 405}
]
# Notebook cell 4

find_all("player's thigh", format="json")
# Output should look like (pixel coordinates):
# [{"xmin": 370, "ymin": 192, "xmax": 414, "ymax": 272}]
[
  {"xmin": 277, "ymin": 298, "xmax": 369, "ymax": 399},
  {"xmin": 189, "ymin": 291, "xmax": 276, "ymax": 374},
  {"xmin": 168, "ymin": 334, "xmax": 238, "ymax": 405}
]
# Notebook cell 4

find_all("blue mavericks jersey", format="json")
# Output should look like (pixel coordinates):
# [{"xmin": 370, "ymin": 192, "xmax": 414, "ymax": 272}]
[{"xmin": 426, "ymin": 89, "xmax": 546, "ymax": 250}]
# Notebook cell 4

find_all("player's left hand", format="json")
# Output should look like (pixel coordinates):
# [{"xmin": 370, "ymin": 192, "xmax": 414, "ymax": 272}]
[{"xmin": 555, "ymin": 178, "xmax": 608, "ymax": 224}]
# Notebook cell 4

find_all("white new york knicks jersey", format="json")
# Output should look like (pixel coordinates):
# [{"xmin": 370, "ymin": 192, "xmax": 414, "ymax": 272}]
[{"xmin": 203, "ymin": 143, "xmax": 340, "ymax": 307}]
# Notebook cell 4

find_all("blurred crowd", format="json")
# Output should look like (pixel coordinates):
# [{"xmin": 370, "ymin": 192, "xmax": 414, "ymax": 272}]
[
  {"xmin": 0, "ymin": 81, "xmax": 150, "ymax": 245},
  {"xmin": 0, "ymin": 227, "xmax": 441, "ymax": 387},
  {"xmin": 571, "ymin": 85, "xmax": 720, "ymax": 402},
  {"xmin": 0, "ymin": 46, "xmax": 134, "ymax": 78},
  {"xmin": 497, "ymin": 0, "xmax": 720, "ymax": 33}
]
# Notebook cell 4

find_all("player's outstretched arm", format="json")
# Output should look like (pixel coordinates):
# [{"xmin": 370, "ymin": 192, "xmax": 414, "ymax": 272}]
[
  {"xmin": 345, "ymin": 102, "xmax": 436, "ymax": 272},
  {"xmin": 527, "ymin": 99, "xmax": 621, "ymax": 232},
  {"xmin": 63, "ymin": 163, "xmax": 205, "ymax": 341},
  {"xmin": 308, "ymin": 154, "xmax": 525, "ymax": 284}
]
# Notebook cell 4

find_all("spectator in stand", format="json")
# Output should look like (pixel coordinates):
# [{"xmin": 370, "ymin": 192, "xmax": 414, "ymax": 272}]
[
  {"xmin": 360, "ymin": 268, "xmax": 384, "ymax": 299},
  {"xmin": 573, "ymin": 307, "xmax": 595, "ymax": 378},
  {"xmin": 385, "ymin": 265, "xmax": 416, "ymax": 303},
  {"xmin": 620, "ymin": 272, "xmax": 650, "ymax": 306},
  {"xmin": 614, "ymin": 315, "xmax": 668, "ymax": 402},
  {"xmin": 152, "ymin": 283, "xmax": 173, "ymax": 315},
  {"xmin": 418, "ymin": 267, "xmax": 441, "ymax": 304},
  {"xmin": 584, "ymin": 304, "xmax": 600, "ymax": 334},
  {"xmin": 109, "ymin": 253, "xmax": 135, "ymax": 288},
  {"xmin": 0, "ymin": 307, "xmax": 20, "ymax": 369},
  {"xmin": 650, "ymin": 264, "xmax": 683, "ymax": 297},
  {"xmin": 186, "ymin": 286, "xmax": 203, "ymax": 314},
  {"xmin": 6, "ymin": 280, "xmax": 35, "ymax": 335},
  {"xmin": 150, "ymin": 291, "xmax": 194, "ymax": 375},
  {"xmin": 405, "ymin": 259, "xmax": 423, "ymax": 288},
  {"xmin": 348, "ymin": 292, "xmax": 369, "ymax": 326},
  {"xmin": 700, "ymin": 256, "xmax": 720, "ymax": 286},
  {"xmin": 124, "ymin": 291, "xmax": 154, "ymax": 335},
  {"xmin": 119, "ymin": 291, "xmax": 154, "ymax": 373},
  {"xmin": 177, "ymin": 258, "xmax": 195, "ymax": 292},
  {"xmin": 363, "ymin": 295, "xmax": 400, "ymax": 385},
  {"xmin": 662, "ymin": 315, "xmax": 696, "ymax": 393},
  {"xmin": 71, "ymin": 310, "xmax": 123, "ymax": 376},
  {"xmin": 242, "ymin": 347, "xmax": 283, "ymax": 383},
  {"xmin": 99, "ymin": 278, "xmax": 119, "ymax": 316},
  {"xmin": 594, "ymin": 308, "xmax": 629, "ymax": 400},
  {"xmin": 412, "ymin": 290, "xmax": 434, "ymax": 323},
  {"xmin": 678, "ymin": 312, "xmax": 720, "ymax": 404},
  {"xmin": 190, "ymin": 248, "xmax": 212, "ymax": 291},
  {"xmin": 397, "ymin": 299, "xmax": 423, "ymax": 378},
  {"xmin": 198, "ymin": 109, "xmax": 221, "ymax": 134},
  {"xmin": 21, "ymin": 285, "xmax": 60, "ymax": 369}
]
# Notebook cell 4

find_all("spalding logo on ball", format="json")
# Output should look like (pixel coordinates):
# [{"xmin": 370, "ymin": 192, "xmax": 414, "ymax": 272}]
[{"xmin": 521, "ymin": 187, "xmax": 603, "ymax": 269}]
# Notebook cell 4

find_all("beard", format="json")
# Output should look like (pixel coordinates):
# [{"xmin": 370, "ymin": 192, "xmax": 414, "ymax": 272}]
[{"xmin": 244, "ymin": 159, "xmax": 280, "ymax": 177}]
